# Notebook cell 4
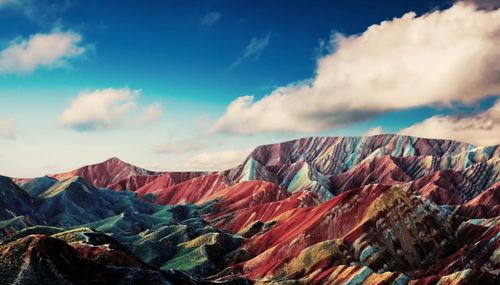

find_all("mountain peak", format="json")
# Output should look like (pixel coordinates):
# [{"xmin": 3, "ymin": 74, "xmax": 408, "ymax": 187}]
[
  {"xmin": 47, "ymin": 157, "xmax": 161, "ymax": 189},
  {"xmin": 104, "ymin": 157, "xmax": 127, "ymax": 164}
]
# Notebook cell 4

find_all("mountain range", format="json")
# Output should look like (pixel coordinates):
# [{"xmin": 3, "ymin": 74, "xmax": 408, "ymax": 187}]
[{"xmin": 1, "ymin": 134, "xmax": 500, "ymax": 284}]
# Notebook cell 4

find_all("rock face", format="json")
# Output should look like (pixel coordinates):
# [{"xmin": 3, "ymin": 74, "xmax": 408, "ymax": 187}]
[{"xmin": 3, "ymin": 134, "xmax": 500, "ymax": 284}]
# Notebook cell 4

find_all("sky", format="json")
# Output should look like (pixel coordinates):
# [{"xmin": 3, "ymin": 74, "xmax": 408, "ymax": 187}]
[{"xmin": 1, "ymin": 0, "xmax": 500, "ymax": 177}]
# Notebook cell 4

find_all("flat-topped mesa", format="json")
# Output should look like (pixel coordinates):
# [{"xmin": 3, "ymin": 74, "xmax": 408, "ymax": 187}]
[
  {"xmin": 242, "ymin": 135, "xmax": 500, "ymax": 199},
  {"xmin": 247, "ymin": 135, "xmax": 488, "ymax": 172}
]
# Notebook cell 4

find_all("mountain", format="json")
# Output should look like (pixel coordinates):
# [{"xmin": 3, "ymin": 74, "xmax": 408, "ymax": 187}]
[
  {"xmin": 0, "ymin": 176, "xmax": 44, "ymax": 227},
  {"xmin": 1, "ymin": 174, "xmax": 250, "ymax": 283},
  {"xmin": 47, "ymin": 157, "xmax": 163, "ymax": 190},
  {"xmin": 136, "ymin": 173, "xmax": 231, "ymax": 205},
  {"xmin": 3, "ymin": 134, "xmax": 500, "ymax": 284}
]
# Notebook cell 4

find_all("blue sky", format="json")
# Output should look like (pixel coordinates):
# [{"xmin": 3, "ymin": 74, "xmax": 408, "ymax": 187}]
[{"xmin": 1, "ymin": 0, "xmax": 500, "ymax": 177}]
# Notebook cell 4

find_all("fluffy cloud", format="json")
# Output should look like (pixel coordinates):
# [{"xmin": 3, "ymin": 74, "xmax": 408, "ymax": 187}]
[
  {"xmin": 0, "ymin": 30, "xmax": 87, "ymax": 74},
  {"xmin": 399, "ymin": 100, "xmax": 500, "ymax": 146},
  {"xmin": 0, "ymin": 118, "xmax": 16, "ymax": 139},
  {"xmin": 201, "ymin": 11, "xmax": 221, "ymax": 27},
  {"xmin": 153, "ymin": 138, "xmax": 205, "ymax": 154},
  {"xmin": 175, "ymin": 148, "xmax": 253, "ymax": 171},
  {"xmin": 58, "ymin": 87, "xmax": 162, "ymax": 131},
  {"xmin": 230, "ymin": 32, "xmax": 271, "ymax": 69},
  {"xmin": 213, "ymin": 3, "xmax": 500, "ymax": 135},
  {"xmin": 363, "ymin": 126, "xmax": 385, "ymax": 136}
]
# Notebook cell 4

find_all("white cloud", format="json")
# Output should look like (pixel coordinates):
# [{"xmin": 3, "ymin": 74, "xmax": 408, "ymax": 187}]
[
  {"xmin": 0, "ymin": 118, "xmax": 16, "ymax": 139},
  {"xmin": 58, "ymin": 87, "xmax": 162, "ymax": 131},
  {"xmin": 213, "ymin": 3, "xmax": 500, "ymax": 135},
  {"xmin": 363, "ymin": 126, "xmax": 385, "ymax": 136},
  {"xmin": 399, "ymin": 100, "xmax": 500, "ymax": 146},
  {"xmin": 153, "ymin": 138, "xmax": 205, "ymax": 154},
  {"xmin": 0, "ymin": 29, "xmax": 87, "ymax": 74},
  {"xmin": 134, "ymin": 102, "xmax": 162, "ymax": 127},
  {"xmin": 201, "ymin": 11, "xmax": 221, "ymax": 27},
  {"xmin": 230, "ymin": 32, "xmax": 271, "ymax": 69},
  {"xmin": 174, "ymin": 148, "xmax": 253, "ymax": 171}
]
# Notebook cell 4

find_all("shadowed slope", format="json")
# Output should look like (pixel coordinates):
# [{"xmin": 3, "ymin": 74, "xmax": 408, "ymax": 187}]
[{"xmin": 0, "ymin": 176, "xmax": 43, "ymax": 229}]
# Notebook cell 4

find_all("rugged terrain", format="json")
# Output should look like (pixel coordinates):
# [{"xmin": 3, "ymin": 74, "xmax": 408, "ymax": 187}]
[{"xmin": 2, "ymin": 135, "xmax": 500, "ymax": 284}]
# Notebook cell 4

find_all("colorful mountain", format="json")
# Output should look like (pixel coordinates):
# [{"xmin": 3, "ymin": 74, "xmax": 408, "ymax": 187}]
[
  {"xmin": 47, "ymin": 157, "xmax": 163, "ymax": 190},
  {"xmin": 2, "ymin": 135, "xmax": 500, "ymax": 284}
]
